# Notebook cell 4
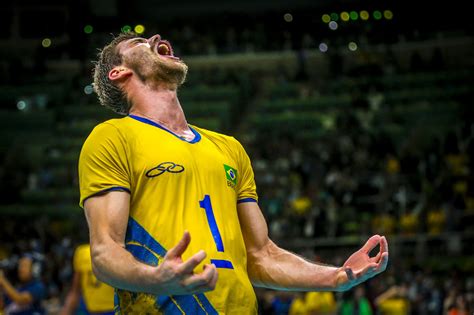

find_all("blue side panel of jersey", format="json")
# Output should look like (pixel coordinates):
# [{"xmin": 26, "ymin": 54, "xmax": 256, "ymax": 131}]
[
  {"xmin": 126, "ymin": 244, "xmax": 159, "ymax": 265},
  {"xmin": 117, "ymin": 217, "xmax": 218, "ymax": 315},
  {"xmin": 125, "ymin": 218, "xmax": 167, "ymax": 258}
]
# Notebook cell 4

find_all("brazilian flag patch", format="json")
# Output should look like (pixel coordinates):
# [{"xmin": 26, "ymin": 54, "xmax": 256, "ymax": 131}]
[{"xmin": 224, "ymin": 164, "xmax": 238, "ymax": 188}]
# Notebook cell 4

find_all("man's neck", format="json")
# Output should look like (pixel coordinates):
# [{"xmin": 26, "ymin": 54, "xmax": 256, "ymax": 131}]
[{"xmin": 128, "ymin": 82, "xmax": 193, "ymax": 138}]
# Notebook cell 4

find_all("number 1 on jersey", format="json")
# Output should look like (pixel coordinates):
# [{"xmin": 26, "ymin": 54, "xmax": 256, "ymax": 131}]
[
  {"xmin": 199, "ymin": 195, "xmax": 234, "ymax": 269},
  {"xmin": 199, "ymin": 195, "xmax": 224, "ymax": 251}
]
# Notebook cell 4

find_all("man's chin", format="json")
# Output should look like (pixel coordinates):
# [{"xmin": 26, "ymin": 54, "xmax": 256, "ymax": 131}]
[
  {"xmin": 128, "ymin": 56, "xmax": 188, "ymax": 86},
  {"xmin": 159, "ymin": 62, "xmax": 188, "ymax": 85},
  {"xmin": 151, "ymin": 70, "xmax": 187, "ymax": 86}
]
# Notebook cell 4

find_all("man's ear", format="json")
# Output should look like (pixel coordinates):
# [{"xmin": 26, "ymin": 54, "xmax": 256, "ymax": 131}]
[{"xmin": 108, "ymin": 66, "xmax": 132, "ymax": 82}]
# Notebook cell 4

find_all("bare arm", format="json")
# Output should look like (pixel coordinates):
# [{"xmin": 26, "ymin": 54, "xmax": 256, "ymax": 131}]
[
  {"xmin": 0, "ymin": 271, "xmax": 33, "ymax": 305},
  {"xmin": 237, "ymin": 202, "xmax": 389, "ymax": 292},
  {"xmin": 59, "ymin": 272, "xmax": 81, "ymax": 315},
  {"xmin": 84, "ymin": 191, "xmax": 218, "ymax": 295}
]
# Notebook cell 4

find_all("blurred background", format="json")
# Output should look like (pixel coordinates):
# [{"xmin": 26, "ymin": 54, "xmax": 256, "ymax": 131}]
[{"xmin": 0, "ymin": 0, "xmax": 473, "ymax": 314}]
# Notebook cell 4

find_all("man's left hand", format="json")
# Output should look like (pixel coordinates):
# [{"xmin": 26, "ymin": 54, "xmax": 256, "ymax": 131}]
[{"xmin": 336, "ymin": 235, "xmax": 389, "ymax": 291}]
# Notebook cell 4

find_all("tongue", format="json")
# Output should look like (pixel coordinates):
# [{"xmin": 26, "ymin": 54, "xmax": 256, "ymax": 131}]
[{"xmin": 158, "ymin": 44, "xmax": 169, "ymax": 55}]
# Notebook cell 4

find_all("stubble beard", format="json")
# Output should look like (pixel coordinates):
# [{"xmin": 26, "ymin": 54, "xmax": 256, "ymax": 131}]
[{"xmin": 124, "ymin": 48, "xmax": 188, "ymax": 87}]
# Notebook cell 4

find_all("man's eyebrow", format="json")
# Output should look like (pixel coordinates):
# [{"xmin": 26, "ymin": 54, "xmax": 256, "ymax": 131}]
[{"xmin": 126, "ymin": 38, "xmax": 147, "ymax": 46}]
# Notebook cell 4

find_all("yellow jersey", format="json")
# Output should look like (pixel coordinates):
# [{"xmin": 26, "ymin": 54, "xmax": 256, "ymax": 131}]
[
  {"xmin": 305, "ymin": 291, "xmax": 336, "ymax": 313},
  {"xmin": 378, "ymin": 298, "xmax": 410, "ymax": 315},
  {"xmin": 73, "ymin": 244, "xmax": 115, "ymax": 313},
  {"xmin": 79, "ymin": 115, "xmax": 258, "ymax": 314},
  {"xmin": 288, "ymin": 296, "xmax": 307, "ymax": 315}
]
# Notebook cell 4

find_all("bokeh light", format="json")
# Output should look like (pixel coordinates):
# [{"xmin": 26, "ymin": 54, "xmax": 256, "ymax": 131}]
[
  {"xmin": 360, "ymin": 10, "xmax": 369, "ymax": 20},
  {"xmin": 384, "ymin": 10, "xmax": 394, "ymax": 20},
  {"xmin": 329, "ymin": 21, "xmax": 338, "ymax": 30},
  {"xmin": 350, "ymin": 11, "xmax": 358, "ymax": 21},
  {"xmin": 17, "ymin": 100, "xmax": 27, "ymax": 110},
  {"xmin": 373, "ymin": 10, "xmax": 382, "ymax": 20},
  {"xmin": 348, "ymin": 42, "xmax": 358, "ymax": 51},
  {"xmin": 42, "ymin": 38, "xmax": 51, "ymax": 48},
  {"xmin": 284, "ymin": 13, "xmax": 293, "ymax": 22},
  {"xmin": 322, "ymin": 14, "xmax": 331, "ymax": 23},
  {"xmin": 134, "ymin": 24, "xmax": 145, "ymax": 34},
  {"xmin": 340, "ymin": 12, "xmax": 350, "ymax": 22},
  {"xmin": 330, "ymin": 13, "xmax": 339, "ymax": 21},
  {"xmin": 84, "ymin": 85, "xmax": 94, "ymax": 95},
  {"xmin": 121, "ymin": 25, "xmax": 132, "ymax": 32},
  {"xmin": 318, "ymin": 43, "xmax": 328, "ymax": 53},
  {"xmin": 83, "ymin": 25, "xmax": 93, "ymax": 34}
]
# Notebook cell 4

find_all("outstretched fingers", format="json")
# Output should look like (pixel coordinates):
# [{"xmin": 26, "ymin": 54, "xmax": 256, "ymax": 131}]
[
  {"xmin": 182, "ymin": 263, "xmax": 218, "ymax": 293},
  {"xmin": 153, "ymin": 232, "xmax": 219, "ymax": 295},
  {"xmin": 208, "ymin": 264, "xmax": 219, "ymax": 288},
  {"xmin": 178, "ymin": 250, "xmax": 207, "ymax": 274},
  {"xmin": 166, "ymin": 231, "xmax": 191, "ymax": 259}
]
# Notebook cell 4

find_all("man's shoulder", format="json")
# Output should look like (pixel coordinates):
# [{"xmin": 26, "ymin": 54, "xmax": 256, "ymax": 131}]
[
  {"xmin": 94, "ymin": 116, "xmax": 130, "ymax": 131},
  {"xmin": 80, "ymin": 118, "xmax": 132, "ymax": 153},
  {"xmin": 87, "ymin": 117, "xmax": 132, "ymax": 139}
]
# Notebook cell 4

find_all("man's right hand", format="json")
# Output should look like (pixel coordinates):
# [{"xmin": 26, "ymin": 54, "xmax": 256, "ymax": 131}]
[
  {"xmin": 85, "ymin": 191, "xmax": 218, "ymax": 295},
  {"xmin": 152, "ymin": 231, "xmax": 218, "ymax": 295}
]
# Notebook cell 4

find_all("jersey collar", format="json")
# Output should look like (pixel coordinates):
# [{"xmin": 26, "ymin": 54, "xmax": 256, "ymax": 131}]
[{"xmin": 128, "ymin": 114, "xmax": 201, "ymax": 144}]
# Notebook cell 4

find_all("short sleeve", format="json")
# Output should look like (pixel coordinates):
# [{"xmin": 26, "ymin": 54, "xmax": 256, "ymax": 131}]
[
  {"xmin": 73, "ymin": 244, "xmax": 89, "ymax": 272},
  {"xmin": 78, "ymin": 122, "xmax": 131, "ymax": 208},
  {"xmin": 234, "ymin": 139, "xmax": 258, "ymax": 203}
]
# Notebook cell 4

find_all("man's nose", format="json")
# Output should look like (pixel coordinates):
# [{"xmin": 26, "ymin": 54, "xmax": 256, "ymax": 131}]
[{"xmin": 148, "ymin": 34, "xmax": 161, "ymax": 46}]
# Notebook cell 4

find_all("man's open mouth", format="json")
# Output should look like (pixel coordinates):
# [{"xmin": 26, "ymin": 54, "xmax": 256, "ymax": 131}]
[{"xmin": 156, "ymin": 40, "xmax": 179, "ymax": 60}]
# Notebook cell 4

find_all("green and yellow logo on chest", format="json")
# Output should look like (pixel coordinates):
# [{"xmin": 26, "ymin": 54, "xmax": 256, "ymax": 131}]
[{"xmin": 223, "ymin": 164, "xmax": 238, "ymax": 188}]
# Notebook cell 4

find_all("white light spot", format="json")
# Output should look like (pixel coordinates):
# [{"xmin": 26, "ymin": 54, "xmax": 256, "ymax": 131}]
[
  {"xmin": 84, "ymin": 85, "xmax": 94, "ymax": 95},
  {"xmin": 329, "ymin": 21, "xmax": 338, "ymax": 30},
  {"xmin": 17, "ymin": 100, "xmax": 27, "ymax": 110},
  {"xmin": 319, "ymin": 43, "xmax": 328, "ymax": 52}
]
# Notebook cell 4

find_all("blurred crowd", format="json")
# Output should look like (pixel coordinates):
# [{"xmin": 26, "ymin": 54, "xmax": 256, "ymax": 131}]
[
  {"xmin": 0, "ymin": 218, "xmax": 80, "ymax": 314},
  {"xmin": 251, "ymin": 111, "xmax": 474, "ymax": 240}
]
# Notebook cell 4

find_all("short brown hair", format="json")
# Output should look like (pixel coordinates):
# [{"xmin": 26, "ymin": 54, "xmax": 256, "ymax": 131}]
[{"xmin": 93, "ymin": 32, "xmax": 137, "ymax": 115}]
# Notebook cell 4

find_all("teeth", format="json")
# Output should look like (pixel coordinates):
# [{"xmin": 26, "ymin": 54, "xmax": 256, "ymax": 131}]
[{"xmin": 158, "ymin": 43, "xmax": 170, "ymax": 55}]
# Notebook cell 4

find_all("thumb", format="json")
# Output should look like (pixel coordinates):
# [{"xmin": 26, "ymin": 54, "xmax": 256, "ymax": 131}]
[{"xmin": 166, "ymin": 231, "xmax": 191, "ymax": 258}]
